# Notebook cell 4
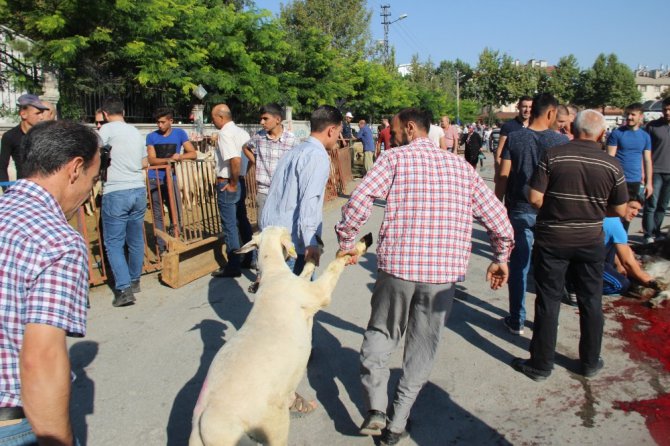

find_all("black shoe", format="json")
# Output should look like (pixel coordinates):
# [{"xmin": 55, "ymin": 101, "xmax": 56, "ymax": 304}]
[
  {"xmin": 511, "ymin": 358, "xmax": 551, "ymax": 382},
  {"xmin": 112, "ymin": 288, "xmax": 136, "ymax": 307},
  {"xmin": 380, "ymin": 427, "xmax": 409, "ymax": 445},
  {"xmin": 248, "ymin": 281, "xmax": 260, "ymax": 294},
  {"xmin": 131, "ymin": 280, "xmax": 141, "ymax": 294},
  {"xmin": 562, "ymin": 291, "xmax": 578, "ymax": 307},
  {"xmin": 582, "ymin": 357, "xmax": 605, "ymax": 378},
  {"xmin": 211, "ymin": 268, "xmax": 241, "ymax": 278},
  {"xmin": 359, "ymin": 410, "xmax": 386, "ymax": 436}
]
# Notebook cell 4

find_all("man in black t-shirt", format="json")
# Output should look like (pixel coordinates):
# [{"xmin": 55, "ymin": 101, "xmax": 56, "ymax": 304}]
[
  {"xmin": 512, "ymin": 109, "xmax": 628, "ymax": 382},
  {"xmin": 0, "ymin": 94, "xmax": 48, "ymax": 184},
  {"xmin": 494, "ymin": 96, "xmax": 532, "ymax": 173}
]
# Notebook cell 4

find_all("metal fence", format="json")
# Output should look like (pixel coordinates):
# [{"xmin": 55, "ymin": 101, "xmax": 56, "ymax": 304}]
[{"xmin": 0, "ymin": 33, "xmax": 41, "ymax": 114}]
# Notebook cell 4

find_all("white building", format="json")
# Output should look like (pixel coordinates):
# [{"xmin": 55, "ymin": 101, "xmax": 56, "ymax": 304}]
[{"xmin": 635, "ymin": 66, "xmax": 670, "ymax": 102}]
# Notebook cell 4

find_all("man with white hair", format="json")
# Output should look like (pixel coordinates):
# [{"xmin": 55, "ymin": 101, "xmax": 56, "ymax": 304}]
[{"xmin": 512, "ymin": 109, "xmax": 628, "ymax": 381}]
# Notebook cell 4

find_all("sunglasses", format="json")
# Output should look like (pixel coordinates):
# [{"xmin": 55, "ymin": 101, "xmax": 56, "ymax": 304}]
[{"xmin": 95, "ymin": 121, "xmax": 105, "ymax": 125}]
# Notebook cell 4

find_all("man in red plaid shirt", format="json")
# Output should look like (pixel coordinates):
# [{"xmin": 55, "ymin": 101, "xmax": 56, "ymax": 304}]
[{"xmin": 335, "ymin": 108, "xmax": 514, "ymax": 446}]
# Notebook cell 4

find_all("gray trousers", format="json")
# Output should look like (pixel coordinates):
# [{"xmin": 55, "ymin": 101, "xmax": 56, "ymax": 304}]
[
  {"xmin": 361, "ymin": 269, "xmax": 455, "ymax": 433},
  {"xmin": 256, "ymin": 191, "xmax": 267, "ymax": 225}
]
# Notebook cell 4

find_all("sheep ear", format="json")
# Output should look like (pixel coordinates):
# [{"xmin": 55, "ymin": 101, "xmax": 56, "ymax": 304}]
[
  {"xmin": 236, "ymin": 233, "xmax": 260, "ymax": 254},
  {"xmin": 281, "ymin": 236, "xmax": 297, "ymax": 259}
]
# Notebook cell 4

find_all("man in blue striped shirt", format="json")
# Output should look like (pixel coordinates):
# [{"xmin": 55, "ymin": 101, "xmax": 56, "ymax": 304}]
[{"xmin": 260, "ymin": 105, "xmax": 342, "ymax": 275}]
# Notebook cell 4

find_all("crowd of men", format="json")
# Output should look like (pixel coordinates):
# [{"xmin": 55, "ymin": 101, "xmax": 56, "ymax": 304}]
[{"xmin": 0, "ymin": 91, "xmax": 668, "ymax": 445}]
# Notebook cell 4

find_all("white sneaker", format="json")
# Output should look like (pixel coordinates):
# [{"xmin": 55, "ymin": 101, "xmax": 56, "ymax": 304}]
[{"xmin": 644, "ymin": 237, "xmax": 655, "ymax": 244}]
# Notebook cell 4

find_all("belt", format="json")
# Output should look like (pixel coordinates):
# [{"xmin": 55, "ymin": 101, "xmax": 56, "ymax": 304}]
[
  {"xmin": 0, "ymin": 406, "xmax": 24, "ymax": 421},
  {"xmin": 216, "ymin": 177, "xmax": 229, "ymax": 184}
]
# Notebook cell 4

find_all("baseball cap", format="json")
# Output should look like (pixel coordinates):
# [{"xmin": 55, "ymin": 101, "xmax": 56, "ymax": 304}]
[
  {"xmin": 17, "ymin": 94, "xmax": 49, "ymax": 111},
  {"xmin": 345, "ymin": 112, "xmax": 353, "ymax": 118}
]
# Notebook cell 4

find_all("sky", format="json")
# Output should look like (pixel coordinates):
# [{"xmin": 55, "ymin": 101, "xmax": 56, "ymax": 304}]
[{"xmin": 251, "ymin": 0, "xmax": 668, "ymax": 70}]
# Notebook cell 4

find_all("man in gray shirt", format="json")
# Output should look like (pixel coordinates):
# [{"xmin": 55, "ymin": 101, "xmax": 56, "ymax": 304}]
[
  {"xmin": 99, "ymin": 97, "xmax": 148, "ymax": 307},
  {"xmin": 643, "ymin": 97, "xmax": 670, "ymax": 242}
]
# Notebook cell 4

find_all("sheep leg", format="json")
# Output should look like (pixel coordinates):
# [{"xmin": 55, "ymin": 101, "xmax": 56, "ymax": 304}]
[{"xmin": 314, "ymin": 233, "xmax": 373, "ymax": 302}]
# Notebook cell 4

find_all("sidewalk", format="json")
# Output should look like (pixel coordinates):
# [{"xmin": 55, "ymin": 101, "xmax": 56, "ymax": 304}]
[{"xmin": 75, "ymin": 154, "xmax": 667, "ymax": 445}]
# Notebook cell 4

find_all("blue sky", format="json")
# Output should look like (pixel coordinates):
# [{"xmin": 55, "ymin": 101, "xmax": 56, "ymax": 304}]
[{"xmin": 251, "ymin": 0, "xmax": 668, "ymax": 70}]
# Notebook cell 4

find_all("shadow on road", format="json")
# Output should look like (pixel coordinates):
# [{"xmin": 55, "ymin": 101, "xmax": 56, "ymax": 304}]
[
  {"xmin": 449, "ymin": 289, "xmax": 579, "ymax": 374},
  {"xmin": 166, "ymin": 276, "xmax": 252, "ymax": 445},
  {"xmin": 70, "ymin": 341, "xmax": 98, "ymax": 446},
  {"xmin": 409, "ymin": 379, "xmax": 512, "ymax": 445},
  {"xmin": 307, "ymin": 314, "xmax": 366, "ymax": 437}
]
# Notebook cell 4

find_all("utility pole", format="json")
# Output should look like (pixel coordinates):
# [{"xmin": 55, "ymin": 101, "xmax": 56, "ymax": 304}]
[
  {"xmin": 381, "ymin": 4, "xmax": 391, "ymax": 62},
  {"xmin": 456, "ymin": 69, "xmax": 461, "ymax": 125},
  {"xmin": 380, "ymin": 5, "xmax": 407, "ymax": 64}
]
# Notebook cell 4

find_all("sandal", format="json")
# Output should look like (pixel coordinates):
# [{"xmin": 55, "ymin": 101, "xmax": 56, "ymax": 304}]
[
  {"xmin": 248, "ymin": 281, "xmax": 259, "ymax": 294},
  {"xmin": 289, "ymin": 393, "xmax": 317, "ymax": 418}
]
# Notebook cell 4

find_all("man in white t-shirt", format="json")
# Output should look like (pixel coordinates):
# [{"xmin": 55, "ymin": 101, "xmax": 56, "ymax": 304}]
[{"xmin": 210, "ymin": 103, "xmax": 251, "ymax": 278}]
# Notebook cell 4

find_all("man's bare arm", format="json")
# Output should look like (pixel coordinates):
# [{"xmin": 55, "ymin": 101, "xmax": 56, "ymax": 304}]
[
  {"xmin": 615, "ymin": 243, "xmax": 653, "ymax": 285},
  {"xmin": 495, "ymin": 159, "xmax": 511, "ymax": 201},
  {"xmin": 20, "ymin": 324, "xmax": 73, "ymax": 446}
]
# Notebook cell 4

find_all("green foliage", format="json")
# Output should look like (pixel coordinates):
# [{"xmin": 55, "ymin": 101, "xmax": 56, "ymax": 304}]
[
  {"xmin": 279, "ymin": 0, "xmax": 371, "ymax": 58},
  {"xmin": 547, "ymin": 55, "xmax": 580, "ymax": 103},
  {"xmin": 470, "ymin": 48, "xmax": 523, "ymax": 109},
  {"xmin": 576, "ymin": 53, "xmax": 640, "ymax": 110},
  {"xmin": 0, "ymin": 0, "xmax": 647, "ymax": 123}
]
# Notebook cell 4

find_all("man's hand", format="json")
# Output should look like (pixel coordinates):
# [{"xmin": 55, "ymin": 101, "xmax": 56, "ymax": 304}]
[
  {"xmin": 645, "ymin": 183, "xmax": 653, "ymax": 199},
  {"xmin": 336, "ymin": 248, "xmax": 359, "ymax": 265},
  {"xmin": 305, "ymin": 245, "xmax": 322, "ymax": 266},
  {"xmin": 486, "ymin": 262, "xmax": 509, "ymax": 290},
  {"xmin": 224, "ymin": 182, "xmax": 238, "ymax": 193},
  {"xmin": 170, "ymin": 153, "xmax": 182, "ymax": 162}
]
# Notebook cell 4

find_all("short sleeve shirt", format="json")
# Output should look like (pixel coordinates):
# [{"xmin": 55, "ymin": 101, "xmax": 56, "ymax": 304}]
[
  {"xmin": 531, "ymin": 140, "xmax": 628, "ymax": 247},
  {"xmin": 607, "ymin": 127, "xmax": 651, "ymax": 182},
  {"xmin": 146, "ymin": 128, "xmax": 190, "ymax": 181},
  {"xmin": 0, "ymin": 180, "xmax": 88, "ymax": 407},
  {"xmin": 215, "ymin": 121, "xmax": 250, "ymax": 179}
]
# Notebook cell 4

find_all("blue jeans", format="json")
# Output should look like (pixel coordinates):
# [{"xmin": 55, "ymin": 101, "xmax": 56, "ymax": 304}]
[
  {"xmin": 286, "ymin": 254, "xmax": 307, "ymax": 277},
  {"xmin": 643, "ymin": 173, "xmax": 670, "ymax": 238},
  {"xmin": 216, "ymin": 180, "xmax": 241, "ymax": 270},
  {"xmin": 507, "ymin": 211, "xmax": 536, "ymax": 330},
  {"xmin": 0, "ymin": 419, "xmax": 37, "ymax": 446},
  {"xmin": 102, "ymin": 188, "xmax": 147, "ymax": 291}
]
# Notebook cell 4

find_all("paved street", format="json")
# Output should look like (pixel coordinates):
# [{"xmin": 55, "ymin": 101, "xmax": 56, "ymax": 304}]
[{"xmin": 74, "ymin": 156, "xmax": 668, "ymax": 445}]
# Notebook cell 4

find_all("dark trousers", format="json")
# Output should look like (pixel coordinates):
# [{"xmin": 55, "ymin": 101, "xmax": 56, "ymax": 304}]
[
  {"xmin": 603, "ymin": 262, "xmax": 631, "ymax": 295},
  {"xmin": 236, "ymin": 178, "xmax": 253, "ymax": 259},
  {"xmin": 529, "ymin": 243, "xmax": 605, "ymax": 372}
]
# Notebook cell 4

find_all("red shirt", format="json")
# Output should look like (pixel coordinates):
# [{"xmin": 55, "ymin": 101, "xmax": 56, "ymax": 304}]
[{"xmin": 378, "ymin": 126, "xmax": 392, "ymax": 151}]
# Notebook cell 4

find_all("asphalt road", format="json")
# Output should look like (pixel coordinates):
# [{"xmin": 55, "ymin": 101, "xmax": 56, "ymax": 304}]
[{"xmin": 73, "ymin": 155, "xmax": 666, "ymax": 445}]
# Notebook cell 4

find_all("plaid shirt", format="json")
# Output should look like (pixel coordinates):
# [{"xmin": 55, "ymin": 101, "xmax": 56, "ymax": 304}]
[
  {"xmin": 246, "ymin": 128, "xmax": 299, "ymax": 194},
  {"xmin": 336, "ymin": 137, "xmax": 514, "ymax": 284},
  {"xmin": 0, "ymin": 180, "xmax": 88, "ymax": 407}
]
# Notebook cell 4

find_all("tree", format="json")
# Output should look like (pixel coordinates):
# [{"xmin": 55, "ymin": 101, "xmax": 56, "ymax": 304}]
[
  {"xmin": 0, "ymin": 0, "xmax": 289, "ymax": 119},
  {"xmin": 547, "ymin": 54, "xmax": 580, "ymax": 103},
  {"xmin": 577, "ymin": 53, "xmax": 640, "ymax": 110},
  {"xmin": 279, "ymin": 0, "xmax": 371, "ymax": 58},
  {"xmin": 470, "ymin": 48, "xmax": 522, "ymax": 111}
]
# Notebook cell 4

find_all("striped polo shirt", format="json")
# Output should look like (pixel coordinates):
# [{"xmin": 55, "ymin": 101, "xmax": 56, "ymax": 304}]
[{"xmin": 530, "ymin": 139, "xmax": 628, "ymax": 247}]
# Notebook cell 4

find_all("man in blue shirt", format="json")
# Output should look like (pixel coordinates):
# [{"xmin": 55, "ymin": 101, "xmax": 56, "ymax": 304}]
[
  {"xmin": 601, "ymin": 197, "xmax": 654, "ymax": 295},
  {"xmin": 357, "ymin": 119, "xmax": 375, "ymax": 174},
  {"xmin": 146, "ymin": 107, "xmax": 197, "ymax": 252},
  {"xmin": 607, "ymin": 102, "xmax": 653, "ymax": 220},
  {"xmin": 260, "ymin": 105, "xmax": 342, "ymax": 275}
]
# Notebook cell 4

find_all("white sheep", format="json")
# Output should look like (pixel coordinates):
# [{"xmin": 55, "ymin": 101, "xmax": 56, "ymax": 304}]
[{"xmin": 189, "ymin": 226, "xmax": 372, "ymax": 446}]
